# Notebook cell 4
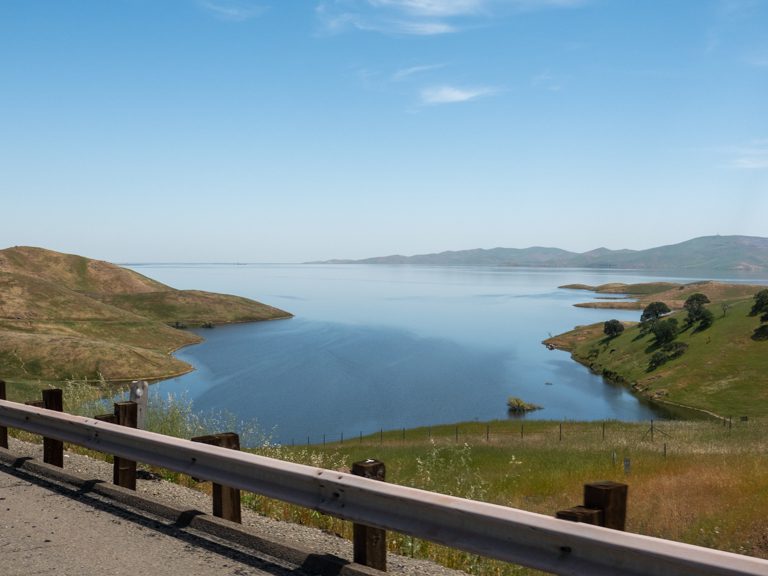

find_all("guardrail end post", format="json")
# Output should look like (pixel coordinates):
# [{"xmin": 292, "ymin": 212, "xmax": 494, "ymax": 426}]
[
  {"xmin": 191, "ymin": 432, "xmax": 242, "ymax": 524},
  {"xmin": 352, "ymin": 459, "xmax": 387, "ymax": 572}
]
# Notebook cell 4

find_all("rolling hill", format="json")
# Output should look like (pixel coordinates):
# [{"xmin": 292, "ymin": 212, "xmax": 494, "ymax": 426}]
[
  {"xmin": 0, "ymin": 246, "xmax": 291, "ymax": 383},
  {"xmin": 544, "ymin": 282, "xmax": 768, "ymax": 417}
]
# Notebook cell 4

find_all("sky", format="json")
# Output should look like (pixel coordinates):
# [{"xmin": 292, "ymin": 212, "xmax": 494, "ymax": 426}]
[{"xmin": 1, "ymin": 0, "xmax": 767, "ymax": 263}]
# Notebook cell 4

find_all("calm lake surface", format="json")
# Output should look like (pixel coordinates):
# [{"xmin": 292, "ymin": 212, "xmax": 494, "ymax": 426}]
[{"xmin": 127, "ymin": 264, "xmax": 767, "ymax": 444}]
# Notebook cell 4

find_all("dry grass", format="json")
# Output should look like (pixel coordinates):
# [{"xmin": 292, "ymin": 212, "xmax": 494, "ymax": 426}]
[
  {"xmin": 8, "ymin": 387, "xmax": 766, "ymax": 575},
  {"xmin": 0, "ymin": 246, "xmax": 291, "ymax": 384}
]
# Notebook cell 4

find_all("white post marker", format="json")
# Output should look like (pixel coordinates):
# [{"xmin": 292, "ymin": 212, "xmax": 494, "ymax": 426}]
[{"xmin": 129, "ymin": 380, "xmax": 149, "ymax": 430}]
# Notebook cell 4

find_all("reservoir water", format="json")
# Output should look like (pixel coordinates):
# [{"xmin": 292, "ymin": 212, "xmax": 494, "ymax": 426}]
[{"xmin": 127, "ymin": 264, "xmax": 766, "ymax": 444}]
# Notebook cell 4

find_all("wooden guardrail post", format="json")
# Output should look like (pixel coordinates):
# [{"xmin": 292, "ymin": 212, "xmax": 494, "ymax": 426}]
[
  {"xmin": 352, "ymin": 459, "xmax": 387, "ymax": 571},
  {"xmin": 191, "ymin": 432, "xmax": 242, "ymax": 523},
  {"xmin": 114, "ymin": 402, "xmax": 138, "ymax": 490},
  {"xmin": 556, "ymin": 480, "xmax": 628, "ymax": 531},
  {"xmin": 584, "ymin": 481, "xmax": 627, "ymax": 530},
  {"xmin": 97, "ymin": 402, "xmax": 137, "ymax": 490},
  {"xmin": 42, "ymin": 388, "xmax": 64, "ymax": 467},
  {"xmin": 0, "ymin": 379, "xmax": 7, "ymax": 449},
  {"xmin": 555, "ymin": 505, "xmax": 602, "ymax": 525}
]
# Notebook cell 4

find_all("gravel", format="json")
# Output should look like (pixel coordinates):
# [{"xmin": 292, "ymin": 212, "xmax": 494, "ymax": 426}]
[{"xmin": 5, "ymin": 437, "xmax": 467, "ymax": 576}]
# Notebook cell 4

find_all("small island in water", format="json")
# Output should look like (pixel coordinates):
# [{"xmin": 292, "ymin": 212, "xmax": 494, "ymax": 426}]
[{"xmin": 0, "ymin": 246, "xmax": 291, "ymax": 388}]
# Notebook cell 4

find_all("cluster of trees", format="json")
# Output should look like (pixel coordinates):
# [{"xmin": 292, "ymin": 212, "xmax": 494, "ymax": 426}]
[
  {"xmin": 637, "ymin": 293, "xmax": 715, "ymax": 343},
  {"xmin": 597, "ymin": 287, "xmax": 767, "ymax": 373},
  {"xmin": 632, "ymin": 293, "xmax": 713, "ymax": 370}
]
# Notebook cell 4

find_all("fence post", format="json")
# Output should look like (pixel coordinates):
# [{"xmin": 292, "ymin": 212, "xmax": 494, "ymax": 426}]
[
  {"xmin": 191, "ymin": 433, "xmax": 242, "ymax": 523},
  {"xmin": 0, "ymin": 379, "xmax": 7, "ymax": 449},
  {"xmin": 129, "ymin": 380, "xmax": 149, "ymax": 429},
  {"xmin": 352, "ymin": 459, "xmax": 387, "ymax": 571},
  {"xmin": 114, "ymin": 401, "xmax": 138, "ymax": 490},
  {"xmin": 42, "ymin": 388, "xmax": 64, "ymax": 467}
]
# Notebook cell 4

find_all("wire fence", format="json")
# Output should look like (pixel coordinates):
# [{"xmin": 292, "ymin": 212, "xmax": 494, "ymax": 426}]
[{"xmin": 289, "ymin": 414, "xmax": 760, "ymax": 450}]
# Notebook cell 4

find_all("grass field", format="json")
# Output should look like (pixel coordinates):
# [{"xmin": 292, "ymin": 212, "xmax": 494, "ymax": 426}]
[{"xmin": 253, "ymin": 418, "xmax": 768, "ymax": 574}]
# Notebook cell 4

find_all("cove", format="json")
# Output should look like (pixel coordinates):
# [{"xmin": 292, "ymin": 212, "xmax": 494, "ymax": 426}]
[{"xmin": 129, "ymin": 264, "xmax": 763, "ymax": 444}]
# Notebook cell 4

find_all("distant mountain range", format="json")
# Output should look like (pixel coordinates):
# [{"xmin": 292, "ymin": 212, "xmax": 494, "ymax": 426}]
[{"xmin": 318, "ymin": 236, "xmax": 768, "ymax": 271}]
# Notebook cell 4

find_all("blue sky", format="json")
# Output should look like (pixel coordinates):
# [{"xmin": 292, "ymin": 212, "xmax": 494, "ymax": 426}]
[{"xmin": 1, "ymin": 0, "xmax": 766, "ymax": 262}]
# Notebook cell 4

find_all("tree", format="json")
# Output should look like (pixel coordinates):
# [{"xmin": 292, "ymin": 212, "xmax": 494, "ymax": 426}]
[
  {"xmin": 641, "ymin": 301, "xmax": 671, "ymax": 323},
  {"xmin": 684, "ymin": 293, "xmax": 711, "ymax": 327},
  {"xmin": 751, "ymin": 289, "xmax": 768, "ymax": 341},
  {"xmin": 640, "ymin": 301, "xmax": 671, "ymax": 335},
  {"xmin": 751, "ymin": 289, "xmax": 768, "ymax": 316},
  {"xmin": 697, "ymin": 308, "xmax": 715, "ymax": 330},
  {"xmin": 603, "ymin": 319, "xmax": 624, "ymax": 338},
  {"xmin": 652, "ymin": 318, "xmax": 678, "ymax": 345}
]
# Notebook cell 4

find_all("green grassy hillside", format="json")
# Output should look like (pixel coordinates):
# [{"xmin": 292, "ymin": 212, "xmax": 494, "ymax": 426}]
[
  {"xmin": 0, "ymin": 246, "xmax": 292, "ymax": 384},
  {"xmin": 545, "ymin": 291, "xmax": 768, "ymax": 417}
]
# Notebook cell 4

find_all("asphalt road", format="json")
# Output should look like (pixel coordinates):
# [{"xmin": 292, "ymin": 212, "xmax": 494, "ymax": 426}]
[{"xmin": 0, "ymin": 465, "xmax": 325, "ymax": 576}]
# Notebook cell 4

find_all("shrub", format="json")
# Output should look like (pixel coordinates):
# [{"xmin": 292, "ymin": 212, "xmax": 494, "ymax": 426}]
[{"xmin": 506, "ymin": 397, "xmax": 541, "ymax": 413}]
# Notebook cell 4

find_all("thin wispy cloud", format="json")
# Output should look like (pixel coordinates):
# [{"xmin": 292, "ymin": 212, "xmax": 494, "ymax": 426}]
[
  {"xmin": 199, "ymin": 1, "xmax": 266, "ymax": 22},
  {"xmin": 420, "ymin": 85, "xmax": 496, "ymax": 104},
  {"xmin": 395, "ymin": 20, "xmax": 457, "ymax": 34},
  {"xmin": 316, "ymin": 0, "xmax": 586, "ymax": 36},
  {"xmin": 731, "ymin": 140, "xmax": 768, "ymax": 170},
  {"xmin": 368, "ymin": 0, "xmax": 487, "ymax": 17},
  {"xmin": 392, "ymin": 63, "xmax": 446, "ymax": 81}
]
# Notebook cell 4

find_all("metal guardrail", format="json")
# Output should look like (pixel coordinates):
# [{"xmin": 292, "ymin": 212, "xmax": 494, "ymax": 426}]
[{"xmin": 1, "ymin": 399, "xmax": 767, "ymax": 576}]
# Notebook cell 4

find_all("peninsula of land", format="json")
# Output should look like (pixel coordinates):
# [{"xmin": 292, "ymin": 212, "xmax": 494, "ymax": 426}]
[
  {"xmin": 544, "ymin": 280, "xmax": 768, "ymax": 418},
  {"xmin": 0, "ymin": 246, "xmax": 291, "ymax": 386}
]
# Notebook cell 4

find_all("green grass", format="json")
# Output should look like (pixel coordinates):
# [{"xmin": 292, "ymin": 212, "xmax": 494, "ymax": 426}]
[
  {"xmin": 267, "ymin": 418, "xmax": 768, "ymax": 573},
  {"xmin": 548, "ymin": 294, "xmax": 768, "ymax": 418}
]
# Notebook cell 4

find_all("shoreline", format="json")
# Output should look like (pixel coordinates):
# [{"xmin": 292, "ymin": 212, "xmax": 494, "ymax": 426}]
[{"xmin": 2, "ymin": 315, "xmax": 294, "ymax": 390}]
